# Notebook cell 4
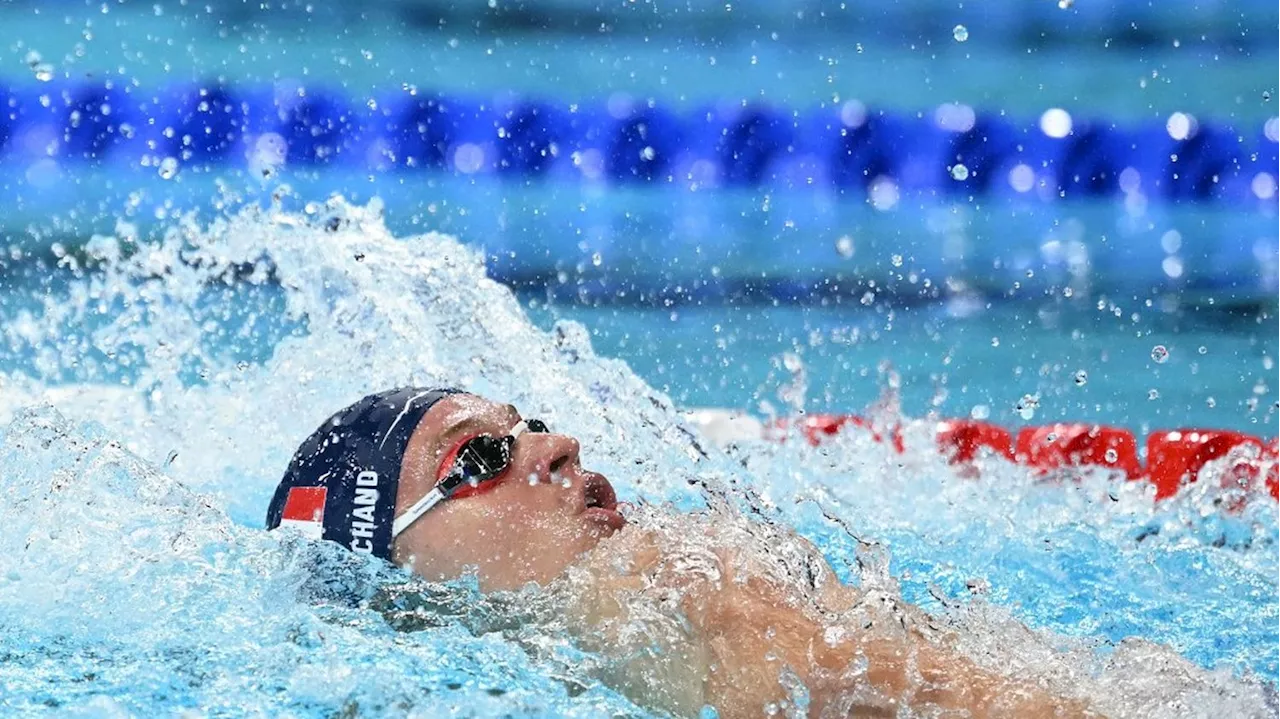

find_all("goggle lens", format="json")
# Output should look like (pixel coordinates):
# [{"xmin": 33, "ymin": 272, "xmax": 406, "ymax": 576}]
[{"xmin": 440, "ymin": 418, "xmax": 550, "ymax": 497}]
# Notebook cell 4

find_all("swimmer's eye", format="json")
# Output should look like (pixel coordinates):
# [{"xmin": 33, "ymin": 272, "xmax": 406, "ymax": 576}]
[{"xmin": 526, "ymin": 418, "xmax": 549, "ymax": 433}]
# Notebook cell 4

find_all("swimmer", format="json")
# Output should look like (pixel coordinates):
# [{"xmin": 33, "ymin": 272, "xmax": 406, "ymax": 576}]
[{"xmin": 267, "ymin": 388, "xmax": 1099, "ymax": 718}]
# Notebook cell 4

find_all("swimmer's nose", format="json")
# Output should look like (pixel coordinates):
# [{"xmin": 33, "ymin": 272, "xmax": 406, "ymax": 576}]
[{"xmin": 520, "ymin": 432, "xmax": 581, "ymax": 484}]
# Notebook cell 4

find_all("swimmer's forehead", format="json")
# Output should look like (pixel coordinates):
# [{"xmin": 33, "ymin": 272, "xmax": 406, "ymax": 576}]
[{"xmin": 413, "ymin": 394, "xmax": 521, "ymax": 451}]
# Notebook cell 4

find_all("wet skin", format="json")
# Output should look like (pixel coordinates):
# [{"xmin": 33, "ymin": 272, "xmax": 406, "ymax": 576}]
[
  {"xmin": 386, "ymin": 393, "xmax": 1098, "ymax": 718},
  {"xmin": 391, "ymin": 393, "xmax": 624, "ymax": 592}
]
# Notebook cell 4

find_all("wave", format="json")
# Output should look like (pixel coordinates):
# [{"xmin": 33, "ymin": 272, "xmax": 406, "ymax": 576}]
[{"xmin": 0, "ymin": 194, "xmax": 1273, "ymax": 716}]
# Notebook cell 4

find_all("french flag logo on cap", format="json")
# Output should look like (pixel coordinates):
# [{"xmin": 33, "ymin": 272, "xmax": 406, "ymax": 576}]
[{"xmin": 279, "ymin": 486, "xmax": 327, "ymax": 540}]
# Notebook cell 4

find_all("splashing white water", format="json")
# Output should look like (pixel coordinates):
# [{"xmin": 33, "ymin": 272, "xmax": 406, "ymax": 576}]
[{"xmin": 0, "ymin": 196, "xmax": 1273, "ymax": 717}]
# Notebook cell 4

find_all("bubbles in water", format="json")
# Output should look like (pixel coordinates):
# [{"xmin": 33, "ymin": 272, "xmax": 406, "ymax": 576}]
[
  {"xmin": 157, "ymin": 157, "xmax": 180, "ymax": 180},
  {"xmin": 1104, "ymin": 448, "xmax": 1118, "ymax": 464},
  {"xmin": 1206, "ymin": 397, "xmax": 1216, "ymax": 408},
  {"xmin": 775, "ymin": 352, "xmax": 808, "ymax": 414},
  {"xmin": 1073, "ymin": 370, "xmax": 1088, "ymax": 386},
  {"xmin": 970, "ymin": 404, "xmax": 991, "ymax": 420},
  {"xmin": 1151, "ymin": 345, "xmax": 1170, "ymax": 364},
  {"xmin": 835, "ymin": 235, "xmax": 855, "ymax": 259},
  {"xmin": 1198, "ymin": 346, "xmax": 1207, "ymax": 355},
  {"xmin": 952, "ymin": 24, "xmax": 969, "ymax": 42},
  {"xmin": 591, "ymin": 252, "xmax": 602, "ymax": 267},
  {"xmin": 1057, "ymin": 0, "xmax": 1074, "ymax": 8},
  {"xmin": 249, "ymin": 133, "xmax": 288, "ymax": 179},
  {"xmin": 1015, "ymin": 393, "xmax": 1040, "ymax": 420},
  {"xmin": 890, "ymin": 254, "xmax": 903, "ymax": 267},
  {"xmin": 950, "ymin": 163, "xmax": 970, "ymax": 181},
  {"xmin": 0, "ymin": 196, "xmax": 1274, "ymax": 718},
  {"xmin": 23, "ymin": 50, "xmax": 53, "ymax": 81},
  {"xmin": 1148, "ymin": 389, "xmax": 1160, "ymax": 400}
]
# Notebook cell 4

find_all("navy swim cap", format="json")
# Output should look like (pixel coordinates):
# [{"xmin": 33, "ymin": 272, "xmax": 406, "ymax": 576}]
[{"xmin": 266, "ymin": 387, "xmax": 463, "ymax": 560}]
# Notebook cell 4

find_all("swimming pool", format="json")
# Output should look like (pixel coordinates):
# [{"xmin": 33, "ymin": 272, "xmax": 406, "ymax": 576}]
[
  {"xmin": 0, "ymin": 2, "xmax": 1277, "ymax": 716},
  {"xmin": 0, "ymin": 201, "xmax": 1274, "ymax": 717}
]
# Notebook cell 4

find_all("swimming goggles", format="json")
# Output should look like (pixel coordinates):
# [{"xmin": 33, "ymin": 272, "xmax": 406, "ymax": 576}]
[{"xmin": 391, "ymin": 418, "xmax": 549, "ymax": 537}]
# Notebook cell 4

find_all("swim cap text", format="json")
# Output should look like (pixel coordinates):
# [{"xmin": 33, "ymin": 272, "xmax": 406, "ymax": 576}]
[{"xmin": 351, "ymin": 470, "xmax": 379, "ymax": 553}]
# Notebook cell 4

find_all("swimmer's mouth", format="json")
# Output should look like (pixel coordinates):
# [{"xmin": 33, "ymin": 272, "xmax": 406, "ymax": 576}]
[
  {"xmin": 580, "ymin": 473, "xmax": 625, "ymax": 529},
  {"xmin": 581, "ymin": 473, "xmax": 617, "ymax": 510}
]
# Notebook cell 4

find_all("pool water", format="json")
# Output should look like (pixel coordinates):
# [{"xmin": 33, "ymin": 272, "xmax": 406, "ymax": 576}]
[
  {"xmin": 0, "ymin": 202, "xmax": 1274, "ymax": 716},
  {"xmin": 1, "ymin": 0, "xmax": 1277, "ymax": 715},
  {"xmin": 527, "ymin": 298, "xmax": 1278, "ymax": 435}
]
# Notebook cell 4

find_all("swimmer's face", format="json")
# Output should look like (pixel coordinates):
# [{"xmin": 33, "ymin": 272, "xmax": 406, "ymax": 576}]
[{"xmin": 391, "ymin": 394, "xmax": 624, "ymax": 591}]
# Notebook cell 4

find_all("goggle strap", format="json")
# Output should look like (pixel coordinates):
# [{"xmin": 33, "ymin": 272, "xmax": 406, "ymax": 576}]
[
  {"xmin": 391, "ymin": 486, "xmax": 446, "ymax": 538},
  {"xmin": 509, "ymin": 420, "xmax": 528, "ymax": 441}
]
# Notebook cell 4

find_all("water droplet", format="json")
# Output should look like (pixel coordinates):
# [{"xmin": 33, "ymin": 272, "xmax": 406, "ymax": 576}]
[
  {"xmin": 835, "ymin": 235, "xmax": 855, "ymax": 258},
  {"xmin": 952, "ymin": 24, "xmax": 969, "ymax": 42},
  {"xmin": 1104, "ymin": 448, "xmax": 1118, "ymax": 463},
  {"xmin": 1073, "ymin": 370, "xmax": 1088, "ymax": 386},
  {"xmin": 157, "ymin": 157, "xmax": 179, "ymax": 180},
  {"xmin": 950, "ymin": 163, "xmax": 970, "ymax": 181},
  {"xmin": 1015, "ymin": 393, "xmax": 1040, "ymax": 420},
  {"xmin": 1151, "ymin": 345, "xmax": 1169, "ymax": 363}
]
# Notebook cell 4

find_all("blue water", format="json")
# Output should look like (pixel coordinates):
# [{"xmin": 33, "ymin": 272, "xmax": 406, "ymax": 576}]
[
  {"xmin": 3, "ymin": 249, "xmax": 1274, "ymax": 435},
  {"xmin": 0, "ymin": 0, "xmax": 1277, "ymax": 715},
  {"xmin": 0, "ymin": 204, "xmax": 1274, "ymax": 718},
  {"xmin": 527, "ymin": 298, "xmax": 1278, "ymax": 435}
]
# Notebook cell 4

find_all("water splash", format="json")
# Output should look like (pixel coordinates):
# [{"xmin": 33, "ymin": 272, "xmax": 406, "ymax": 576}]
[{"xmin": 0, "ymin": 196, "xmax": 1274, "ymax": 716}]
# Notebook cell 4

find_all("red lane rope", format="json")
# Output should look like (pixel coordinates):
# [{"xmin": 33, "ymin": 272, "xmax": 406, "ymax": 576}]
[{"xmin": 775, "ymin": 415, "xmax": 1279, "ymax": 503}]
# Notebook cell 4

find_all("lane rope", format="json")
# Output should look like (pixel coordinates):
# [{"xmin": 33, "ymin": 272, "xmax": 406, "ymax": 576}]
[{"xmin": 1, "ymin": 80, "xmax": 1276, "ymax": 203}]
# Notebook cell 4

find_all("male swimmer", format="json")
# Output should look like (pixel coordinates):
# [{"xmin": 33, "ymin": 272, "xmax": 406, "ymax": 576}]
[{"xmin": 267, "ymin": 388, "xmax": 1098, "ymax": 718}]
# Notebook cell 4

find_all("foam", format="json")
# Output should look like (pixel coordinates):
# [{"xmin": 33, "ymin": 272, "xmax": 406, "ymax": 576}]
[{"xmin": 0, "ymin": 195, "xmax": 1273, "ymax": 716}]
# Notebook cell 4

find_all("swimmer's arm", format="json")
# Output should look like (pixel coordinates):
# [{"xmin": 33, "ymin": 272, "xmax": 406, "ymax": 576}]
[
  {"xmin": 684, "ymin": 559, "xmax": 1100, "ymax": 718},
  {"xmin": 573, "ymin": 530, "xmax": 1096, "ymax": 717}
]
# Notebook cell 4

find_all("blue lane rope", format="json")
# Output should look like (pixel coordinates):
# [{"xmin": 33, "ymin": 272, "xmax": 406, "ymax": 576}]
[{"xmin": 1, "ymin": 80, "xmax": 1277, "ymax": 204}]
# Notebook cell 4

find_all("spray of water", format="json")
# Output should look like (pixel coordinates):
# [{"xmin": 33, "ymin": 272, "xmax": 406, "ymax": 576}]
[{"xmin": 0, "ymin": 195, "xmax": 1273, "ymax": 716}]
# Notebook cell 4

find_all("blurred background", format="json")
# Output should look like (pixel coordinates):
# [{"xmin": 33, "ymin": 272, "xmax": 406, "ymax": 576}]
[{"xmin": 0, "ymin": 0, "xmax": 1276, "ymax": 433}]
